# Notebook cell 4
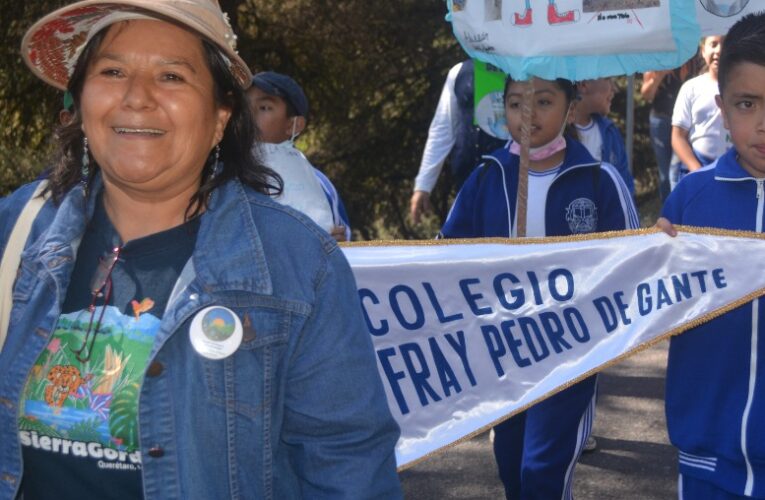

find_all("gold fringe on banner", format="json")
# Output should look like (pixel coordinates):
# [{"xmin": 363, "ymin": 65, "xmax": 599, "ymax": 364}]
[{"xmin": 341, "ymin": 225, "xmax": 765, "ymax": 249}]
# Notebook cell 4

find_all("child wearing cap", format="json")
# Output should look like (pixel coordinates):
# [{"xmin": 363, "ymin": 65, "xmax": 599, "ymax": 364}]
[{"xmin": 247, "ymin": 71, "xmax": 351, "ymax": 241}]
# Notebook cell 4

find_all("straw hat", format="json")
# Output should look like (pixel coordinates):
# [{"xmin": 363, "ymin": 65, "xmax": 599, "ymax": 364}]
[{"xmin": 21, "ymin": 0, "xmax": 252, "ymax": 91}]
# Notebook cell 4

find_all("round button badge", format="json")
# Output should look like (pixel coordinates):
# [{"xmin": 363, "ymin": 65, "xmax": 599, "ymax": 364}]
[{"xmin": 189, "ymin": 306, "xmax": 243, "ymax": 360}]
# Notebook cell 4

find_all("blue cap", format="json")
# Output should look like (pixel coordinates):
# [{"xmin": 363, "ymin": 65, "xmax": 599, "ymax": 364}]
[{"xmin": 251, "ymin": 71, "xmax": 309, "ymax": 118}]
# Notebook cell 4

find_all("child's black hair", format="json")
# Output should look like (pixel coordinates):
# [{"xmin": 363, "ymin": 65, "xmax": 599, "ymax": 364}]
[
  {"xmin": 503, "ymin": 75, "xmax": 577, "ymax": 103},
  {"xmin": 718, "ymin": 12, "xmax": 765, "ymax": 95}
]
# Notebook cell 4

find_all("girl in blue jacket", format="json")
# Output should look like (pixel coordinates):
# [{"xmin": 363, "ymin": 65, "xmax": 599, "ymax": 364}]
[{"xmin": 441, "ymin": 76, "xmax": 638, "ymax": 499}]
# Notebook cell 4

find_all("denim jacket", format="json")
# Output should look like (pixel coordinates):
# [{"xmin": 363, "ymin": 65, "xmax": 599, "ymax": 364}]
[{"xmin": 0, "ymin": 178, "xmax": 402, "ymax": 500}]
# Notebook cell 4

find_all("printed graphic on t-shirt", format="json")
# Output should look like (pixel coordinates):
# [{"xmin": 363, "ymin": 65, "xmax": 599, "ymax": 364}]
[{"xmin": 18, "ymin": 302, "xmax": 160, "ymax": 472}]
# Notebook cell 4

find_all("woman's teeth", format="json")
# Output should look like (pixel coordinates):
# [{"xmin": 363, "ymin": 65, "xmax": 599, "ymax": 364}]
[{"xmin": 113, "ymin": 127, "xmax": 164, "ymax": 135}]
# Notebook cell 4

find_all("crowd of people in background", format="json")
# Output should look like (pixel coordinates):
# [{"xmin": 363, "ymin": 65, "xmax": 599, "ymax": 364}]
[{"xmin": 403, "ymin": 26, "xmax": 760, "ymax": 499}]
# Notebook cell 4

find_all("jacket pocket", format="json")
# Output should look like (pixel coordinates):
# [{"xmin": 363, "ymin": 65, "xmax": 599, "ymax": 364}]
[{"xmin": 202, "ymin": 299, "xmax": 308, "ymax": 420}]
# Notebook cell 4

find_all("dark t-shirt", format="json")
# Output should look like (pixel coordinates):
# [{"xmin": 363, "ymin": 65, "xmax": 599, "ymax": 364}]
[
  {"xmin": 19, "ymin": 196, "xmax": 198, "ymax": 499},
  {"xmin": 651, "ymin": 69, "xmax": 683, "ymax": 117}
]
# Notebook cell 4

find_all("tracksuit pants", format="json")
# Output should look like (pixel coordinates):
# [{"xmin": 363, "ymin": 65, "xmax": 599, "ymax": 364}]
[{"xmin": 492, "ymin": 375, "xmax": 598, "ymax": 500}]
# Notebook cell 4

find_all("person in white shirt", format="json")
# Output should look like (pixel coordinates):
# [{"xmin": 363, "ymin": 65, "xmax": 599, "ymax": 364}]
[
  {"xmin": 671, "ymin": 36, "xmax": 731, "ymax": 187},
  {"xmin": 410, "ymin": 60, "xmax": 508, "ymax": 224}
]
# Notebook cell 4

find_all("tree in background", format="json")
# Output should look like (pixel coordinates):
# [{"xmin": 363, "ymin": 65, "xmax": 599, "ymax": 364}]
[
  {"xmin": 0, "ymin": 1, "xmax": 64, "ymax": 193},
  {"xmin": 1, "ymin": 0, "xmax": 655, "ymax": 238}
]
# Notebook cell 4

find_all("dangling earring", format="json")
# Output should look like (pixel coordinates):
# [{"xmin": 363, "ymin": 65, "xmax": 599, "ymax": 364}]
[
  {"xmin": 211, "ymin": 144, "xmax": 222, "ymax": 178},
  {"xmin": 289, "ymin": 118, "xmax": 298, "ymax": 143},
  {"xmin": 81, "ymin": 136, "xmax": 90, "ymax": 184}
]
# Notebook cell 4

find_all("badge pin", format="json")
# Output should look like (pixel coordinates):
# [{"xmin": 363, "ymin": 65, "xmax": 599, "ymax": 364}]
[{"xmin": 189, "ymin": 306, "xmax": 243, "ymax": 360}]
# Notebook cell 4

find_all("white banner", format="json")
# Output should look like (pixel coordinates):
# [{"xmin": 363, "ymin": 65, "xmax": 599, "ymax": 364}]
[{"xmin": 342, "ymin": 228, "xmax": 765, "ymax": 468}]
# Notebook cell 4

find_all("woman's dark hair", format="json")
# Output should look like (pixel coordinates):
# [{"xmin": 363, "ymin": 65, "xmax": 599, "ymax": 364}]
[{"xmin": 47, "ymin": 22, "xmax": 282, "ymax": 217}]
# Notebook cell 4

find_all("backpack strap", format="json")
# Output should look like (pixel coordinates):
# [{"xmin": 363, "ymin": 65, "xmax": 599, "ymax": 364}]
[{"xmin": 0, "ymin": 181, "xmax": 49, "ymax": 352}]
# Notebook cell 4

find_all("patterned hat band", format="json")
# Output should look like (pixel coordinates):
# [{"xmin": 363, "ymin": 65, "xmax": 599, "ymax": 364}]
[{"xmin": 21, "ymin": 0, "xmax": 252, "ymax": 90}]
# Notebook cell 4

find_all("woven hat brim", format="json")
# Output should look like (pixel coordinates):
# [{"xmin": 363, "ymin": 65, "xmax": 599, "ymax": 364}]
[{"xmin": 21, "ymin": 0, "xmax": 252, "ymax": 91}]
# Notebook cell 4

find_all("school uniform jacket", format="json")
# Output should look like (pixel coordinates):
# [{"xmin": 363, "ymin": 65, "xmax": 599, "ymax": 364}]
[
  {"xmin": 441, "ymin": 137, "xmax": 639, "ymax": 239},
  {"xmin": 662, "ymin": 148, "xmax": 765, "ymax": 497},
  {"xmin": 592, "ymin": 114, "xmax": 635, "ymax": 196}
]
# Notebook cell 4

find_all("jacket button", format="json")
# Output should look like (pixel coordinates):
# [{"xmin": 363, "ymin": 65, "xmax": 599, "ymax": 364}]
[
  {"xmin": 1, "ymin": 473, "xmax": 16, "ymax": 485},
  {"xmin": 146, "ymin": 362, "xmax": 164, "ymax": 377},
  {"xmin": 148, "ymin": 446, "xmax": 165, "ymax": 458},
  {"xmin": 0, "ymin": 397, "xmax": 14, "ymax": 410}
]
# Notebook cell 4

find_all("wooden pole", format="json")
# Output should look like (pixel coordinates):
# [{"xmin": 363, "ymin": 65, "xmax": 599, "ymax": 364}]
[{"xmin": 516, "ymin": 78, "xmax": 534, "ymax": 238}]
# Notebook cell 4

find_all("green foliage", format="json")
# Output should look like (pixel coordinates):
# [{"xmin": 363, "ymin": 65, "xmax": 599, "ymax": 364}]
[
  {"xmin": 610, "ymin": 76, "xmax": 658, "ymax": 197},
  {"xmin": 0, "ymin": 0, "xmax": 69, "ymax": 194},
  {"xmin": 1, "ymin": 1, "xmax": 660, "ymax": 234},
  {"xmin": 109, "ymin": 383, "xmax": 139, "ymax": 449},
  {"xmin": 67, "ymin": 417, "xmax": 103, "ymax": 443},
  {"xmin": 18, "ymin": 416, "xmax": 64, "ymax": 437}
]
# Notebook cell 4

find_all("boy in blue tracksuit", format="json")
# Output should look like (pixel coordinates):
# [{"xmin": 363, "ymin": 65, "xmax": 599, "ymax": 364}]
[
  {"xmin": 594, "ymin": 114, "xmax": 633, "ymax": 192},
  {"xmin": 573, "ymin": 78, "xmax": 636, "ymax": 197},
  {"xmin": 658, "ymin": 13, "xmax": 765, "ymax": 499},
  {"xmin": 441, "ymin": 76, "xmax": 638, "ymax": 499}
]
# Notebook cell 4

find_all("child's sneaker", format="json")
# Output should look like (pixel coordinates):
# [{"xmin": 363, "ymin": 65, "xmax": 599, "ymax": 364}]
[{"xmin": 583, "ymin": 435, "xmax": 598, "ymax": 453}]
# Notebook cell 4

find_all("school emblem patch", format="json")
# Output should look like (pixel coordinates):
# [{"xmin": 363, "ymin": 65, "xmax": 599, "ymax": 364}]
[{"xmin": 565, "ymin": 198, "xmax": 598, "ymax": 233}]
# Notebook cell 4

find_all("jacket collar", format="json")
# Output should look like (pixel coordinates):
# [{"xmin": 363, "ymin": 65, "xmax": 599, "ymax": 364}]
[
  {"xmin": 714, "ymin": 148, "xmax": 754, "ymax": 181},
  {"xmin": 487, "ymin": 136, "xmax": 599, "ymax": 174},
  {"xmin": 559, "ymin": 137, "xmax": 600, "ymax": 171},
  {"xmin": 193, "ymin": 179, "xmax": 273, "ymax": 296},
  {"xmin": 23, "ymin": 176, "xmax": 273, "ymax": 297},
  {"xmin": 22, "ymin": 178, "xmax": 98, "ymax": 270}
]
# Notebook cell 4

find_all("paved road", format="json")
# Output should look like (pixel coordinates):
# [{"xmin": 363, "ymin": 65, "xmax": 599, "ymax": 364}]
[{"xmin": 400, "ymin": 342, "xmax": 677, "ymax": 499}]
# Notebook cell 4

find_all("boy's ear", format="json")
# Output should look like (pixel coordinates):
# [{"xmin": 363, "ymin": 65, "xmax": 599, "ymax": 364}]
[
  {"xmin": 285, "ymin": 116, "xmax": 307, "ymax": 137},
  {"xmin": 715, "ymin": 94, "xmax": 729, "ymax": 130}
]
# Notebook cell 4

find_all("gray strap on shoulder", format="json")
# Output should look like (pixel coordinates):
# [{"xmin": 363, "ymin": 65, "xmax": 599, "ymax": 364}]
[{"xmin": 1, "ymin": 181, "xmax": 49, "ymax": 352}]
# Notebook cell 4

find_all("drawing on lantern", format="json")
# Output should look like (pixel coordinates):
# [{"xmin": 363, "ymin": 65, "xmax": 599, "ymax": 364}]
[
  {"xmin": 512, "ymin": 0, "xmax": 580, "ymax": 26},
  {"xmin": 698, "ymin": 0, "xmax": 750, "ymax": 17}
]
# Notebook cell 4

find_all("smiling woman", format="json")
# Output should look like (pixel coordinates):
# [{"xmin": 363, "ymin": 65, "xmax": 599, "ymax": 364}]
[
  {"xmin": 0, "ymin": 1, "xmax": 402, "ymax": 499},
  {"xmin": 80, "ymin": 20, "xmax": 232, "ymax": 239}
]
